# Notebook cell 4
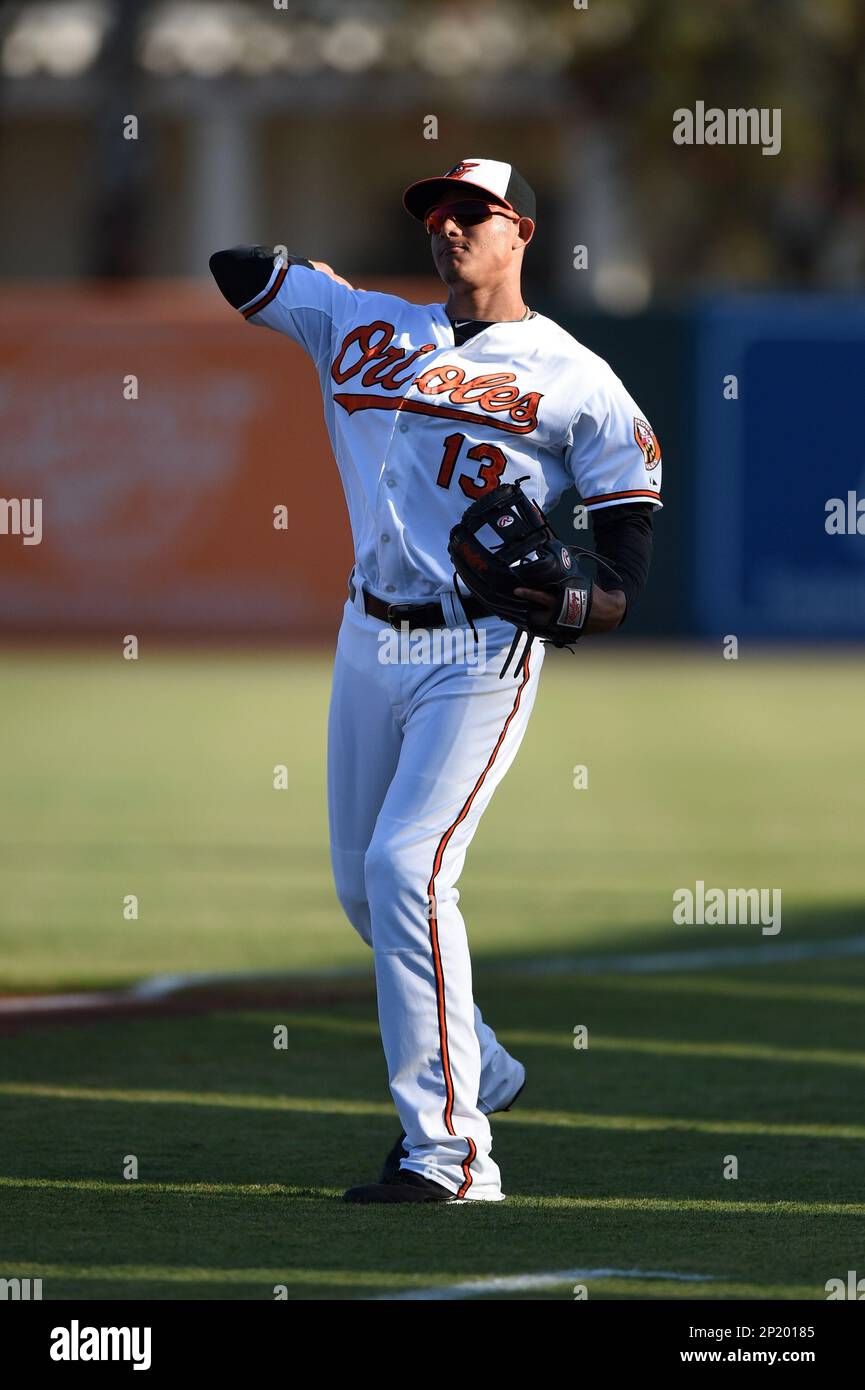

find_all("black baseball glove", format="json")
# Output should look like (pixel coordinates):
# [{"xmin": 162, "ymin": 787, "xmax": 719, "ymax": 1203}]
[{"xmin": 448, "ymin": 477, "xmax": 621, "ymax": 678}]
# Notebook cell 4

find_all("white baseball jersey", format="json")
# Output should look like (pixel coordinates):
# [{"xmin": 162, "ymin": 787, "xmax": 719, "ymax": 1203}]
[
  {"xmin": 240, "ymin": 261, "xmax": 662, "ymax": 606},
  {"xmin": 233, "ymin": 259, "xmax": 662, "ymax": 1201}
]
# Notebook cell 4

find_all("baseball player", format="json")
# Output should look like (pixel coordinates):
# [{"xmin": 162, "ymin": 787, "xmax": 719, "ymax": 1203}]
[{"xmin": 210, "ymin": 157, "xmax": 661, "ymax": 1204}]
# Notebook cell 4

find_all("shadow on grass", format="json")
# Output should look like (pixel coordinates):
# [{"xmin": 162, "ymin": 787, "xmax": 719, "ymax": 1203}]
[{"xmin": 0, "ymin": 897, "xmax": 863, "ymax": 1308}]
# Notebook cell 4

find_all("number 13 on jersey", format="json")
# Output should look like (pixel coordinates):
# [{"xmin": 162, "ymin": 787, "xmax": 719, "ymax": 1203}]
[{"xmin": 436, "ymin": 432, "xmax": 508, "ymax": 499}]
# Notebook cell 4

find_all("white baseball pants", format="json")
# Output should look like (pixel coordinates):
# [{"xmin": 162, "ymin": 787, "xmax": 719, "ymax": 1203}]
[{"xmin": 327, "ymin": 592, "xmax": 545, "ymax": 1200}]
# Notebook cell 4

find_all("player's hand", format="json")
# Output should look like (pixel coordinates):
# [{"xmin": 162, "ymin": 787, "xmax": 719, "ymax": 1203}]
[
  {"xmin": 585, "ymin": 587, "xmax": 626, "ymax": 632},
  {"xmin": 513, "ymin": 587, "xmax": 557, "ymax": 627},
  {"xmin": 309, "ymin": 260, "xmax": 355, "ymax": 289},
  {"xmin": 515, "ymin": 584, "xmax": 626, "ymax": 633}
]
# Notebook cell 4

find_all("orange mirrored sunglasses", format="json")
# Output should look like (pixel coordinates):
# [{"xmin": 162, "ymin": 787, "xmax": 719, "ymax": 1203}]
[{"xmin": 423, "ymin": 201, "xmax": 520, "ymax": 237}]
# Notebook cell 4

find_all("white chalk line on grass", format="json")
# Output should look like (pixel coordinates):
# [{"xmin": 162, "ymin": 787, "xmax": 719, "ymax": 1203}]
[
  {"xmin": 373, "ymin": 1266, "xmax": 715, "ymax": 1301},
  {"xmin": 0, "ymin": 966, "xmax": 369, "ymax": 1017},
  {"xmin": 130, "ymin": 966, "xmax": 369, "ymax": 1001},
  {"xmin": 128, "ymin": 934, "xmax": 865, "ymax": 1000},
  {"xmin": 0, "ymin": 991, "xmax": 116, "ymax": 1016},
  {"xmin": 129, "ymin": 933, "xmax": 865, "ymax": 999},
  {"xmin": 508, "ymin": 934, "xmax": 865, "ymax": 977},
  {"xmin": 2, "ymin": 934, "xmax": 864, "ymax": 1019}
]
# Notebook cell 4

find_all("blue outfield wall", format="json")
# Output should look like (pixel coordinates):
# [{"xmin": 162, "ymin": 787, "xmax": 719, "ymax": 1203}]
[
  {"xmin": 532, "ymin": 293, "xmax": 865, "ymax": 640},
  {"xmin": 694, "ymin": 296, "xmax": 865, "ymax": 640}
]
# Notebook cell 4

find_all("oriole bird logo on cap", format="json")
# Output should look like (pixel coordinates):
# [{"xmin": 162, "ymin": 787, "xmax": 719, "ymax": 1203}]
[{"xmin": 445, "ymin": 161, "xmax": 481, "ymax": 179}]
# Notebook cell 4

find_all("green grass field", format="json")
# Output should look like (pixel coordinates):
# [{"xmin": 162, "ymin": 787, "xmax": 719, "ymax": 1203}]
[{"xmin": 1, "ymin": 647, "xmax": 864, "ymax": 1300}]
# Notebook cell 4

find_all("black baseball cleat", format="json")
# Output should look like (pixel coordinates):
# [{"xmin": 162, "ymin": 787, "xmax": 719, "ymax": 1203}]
[
  {"xmin": 379, "ymin": 1074, "xmax": 526, "ymax": 1183},
  {"xmin": 343, "ymin": 1170, "xmax": 457, "ymax": 1204}
]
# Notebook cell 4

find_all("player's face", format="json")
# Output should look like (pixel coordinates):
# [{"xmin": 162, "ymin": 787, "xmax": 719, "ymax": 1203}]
[{"xmin": 425, "ymin": 189, "xmax": 532, "ymax": 288}]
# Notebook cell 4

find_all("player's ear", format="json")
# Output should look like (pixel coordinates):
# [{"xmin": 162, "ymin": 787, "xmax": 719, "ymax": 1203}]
[{"xmin": 515, "ymin": 216, "xmax": 535, "ymax": 250}]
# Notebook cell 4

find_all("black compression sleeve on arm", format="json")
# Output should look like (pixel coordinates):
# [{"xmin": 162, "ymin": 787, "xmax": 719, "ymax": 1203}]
[
  {"xmin": 208, "ymin": 245, "xmax": 314, "ymax": 309},
  {"xmin": 589, "ymin": 502, "xmax": 655, "ymax": 623}
]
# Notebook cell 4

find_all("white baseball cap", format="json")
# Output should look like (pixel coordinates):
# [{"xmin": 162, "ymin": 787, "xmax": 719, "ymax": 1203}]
[{"xmin": 403, "ymin": 158, "xmax": 536, "ymax": 223}]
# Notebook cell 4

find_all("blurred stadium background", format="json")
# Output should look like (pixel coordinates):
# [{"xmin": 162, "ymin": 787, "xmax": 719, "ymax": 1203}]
[
  {"xmin": 2, "ymin": 0, "xmax": 865, "ymax": 1303},
  {"xmin": 3, "ymin": 0, "xmax": 865, "ymax": 643}
]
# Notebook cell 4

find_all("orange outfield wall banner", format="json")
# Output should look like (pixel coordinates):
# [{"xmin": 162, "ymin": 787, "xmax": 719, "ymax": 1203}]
[{"xmin": 0, "ymin": 277, "xmax": 445, "ymax": 640}]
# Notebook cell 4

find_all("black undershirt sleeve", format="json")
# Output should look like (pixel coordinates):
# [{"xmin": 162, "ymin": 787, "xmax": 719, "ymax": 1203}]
[
  {"xmin": 208, "ymin": 245, "xmax": 314, "ymax": 310},
  {"xmin": 588, "ymin": 502, "xmax": 655, "ymax": 623}
]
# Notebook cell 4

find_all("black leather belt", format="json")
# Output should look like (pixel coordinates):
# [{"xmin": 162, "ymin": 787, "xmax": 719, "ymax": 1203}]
[{"xmin": 354, "ymin": 581, "xmax": 490, "ymax": 630}]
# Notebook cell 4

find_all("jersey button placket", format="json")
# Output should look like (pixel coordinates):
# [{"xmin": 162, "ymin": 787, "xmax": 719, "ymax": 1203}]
[{"xmin": 377, "ymin": 447, "xmax": 401, "ymax": 592}]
